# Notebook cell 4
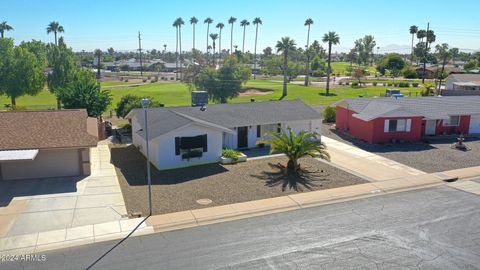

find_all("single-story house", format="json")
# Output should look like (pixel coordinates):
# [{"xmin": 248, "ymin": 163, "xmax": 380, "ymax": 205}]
[
  {"xmin": 444, "ymin": 74, "xmax": 480, "ymax": 95},
  {"xmin": 335, "ymin": 96, "xmax": 480, "ymax": 144},
  {"xmin": 415, "ymin": 65, "xmax": 464, "ymax": 79},
  {"xmin": 0, "ymin": 109, "xmax": 98, "ymax": 180},
  {"xmin": 126, "ymin": 100, "xmax": 322, "ymax": 170}
]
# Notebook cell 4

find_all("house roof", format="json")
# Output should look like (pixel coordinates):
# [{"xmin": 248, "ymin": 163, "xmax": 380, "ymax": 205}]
[
  {"xmin": 0, "ymin": 109, "xmax": 98, "ymax": 151},
  {"xmin": 128, "ymin": 100, "xmax": 321, "ymax": 139},
  {"xmin": 337, "ymin": 96, "xmax": 480, "ymax": 121},
  {"xmin": 447, "ymin": 74, "xmax": 480, "ymax": 83}
]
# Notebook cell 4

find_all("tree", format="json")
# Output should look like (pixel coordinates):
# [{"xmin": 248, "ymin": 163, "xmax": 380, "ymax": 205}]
[
  {"xmin": 204, "ymin": 17, "xmax": 213, "ymax": 62},
  {"xmin": 409, "ymin": 25, "xmax": 418, "ymax": 63},
  {"xmin": 0, "ymin": 38, "xmax": 45, "ymax": 106},
  {"xmin": 463, "ymin": 60, "xmax": 477, "ymax": 71},
  {"xmin": 58, "ymin": 70, "xmax": 111, "ymax": 118},
  {"xmin": 276, "ymin": 37, "xmax": 296, "ymax": 97},
  {"xmin": 352, "ymin": 68, "xmax": 366, "ymax": 83},
  {"xmin": 173, "ymin": 18, "xmax": 184, "ymax": 79},
  {"xmin": 450, "ymin": 47, "xmax": 459, "ymax": 65},
  {"xmin": 94, "ymin": 49, "xmax": 102, "ymax": 80},
  {"xmin": 228, "ymin": 17, "xmax": 237, "ymax": 54},
  {"xmin": 435, "ymin": 43, "xmax": 452, "ymax": 92},
  {"xmin": 190, "ymin": 17, "xmax": 198, "ymax": 50},
  {"xmin": 377, "ymin": 53, "xmax": 405, "ymax": 82},
  {"xmin": 210, "ymin": 33, "xmax": 218, "ymax": 65},
  {"xmin": 191, "ymin": 55, "xmax": 250, "ymax": 103},
  {"xmin": 417, "ymin": 30, "xmax": 426, "ymax": 43},
  {"xmin": 216, "ymin": 22, "xmax": 224, "ymax": 56},
  {"xmin": 263, "ymin": 46, "xmax": 272, "ymax": 56},
  {"xmin": 257, "ymin": 128, "xmax": 330, "ymax": 173},
  {"xmin": 47, "ymin": 38, "xmax": 77, "ymax": 109},
  {"xmin": 107, "ymin": 47, "xmax": 115, "ymax": 55},
  {"xmin": 115, "ymin": 94, "xmax": 162, "ymax": 118},
  {"xmin": 322, "ymin": 31, "xmax": 340, "ymax": 95},
  {"xmin": 0, "ymin": 21, "xmax": 14, "ymax": 38},
  {"xmin": 304, "ymin": 18, "xmax": 313, "ymax": 86},
  {"xmin": 362, "ymin": 35, "xmax": 376, "ymax": 65},
  {"xmin": 46, "ymin": 21, "xmax": 64, "ymax": 46},
  {"xmin": 252, "ymin": 17, "xmax": 262, "ymax": 80},
  {"xmin": 240, "ymin": 19, "xmax": 250, "ymax": 53}
]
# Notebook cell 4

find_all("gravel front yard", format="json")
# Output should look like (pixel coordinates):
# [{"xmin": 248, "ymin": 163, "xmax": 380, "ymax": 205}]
[
  {"xmin": 322, "ymin": 124, "xmax": 480, "ymax": 173},
  {"xmin": 110, "ymin": 145, "xmax": 366, "ymax": 216}
]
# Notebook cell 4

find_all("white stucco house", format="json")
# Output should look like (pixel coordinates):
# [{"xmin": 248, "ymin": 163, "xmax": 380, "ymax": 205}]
[
  {"xmin": 443, "ymin": 74, "xmax": 480, "ymax": 96},
  {"xmin": 126, "ymin": 100, "xmax": 322, "ymax": 170}
]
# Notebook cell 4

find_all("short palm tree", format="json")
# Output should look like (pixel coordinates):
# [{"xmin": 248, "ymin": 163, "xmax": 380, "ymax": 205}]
[
  {"xmin": 210, "ymin": 33, "xmax": 218, "ymax": 65},
  {"xmin": 276, "ymin": 37, "xmax": 296, "ymax": 97},
  {"xmin": 322, "ymin": 31, "xmax": 340, "ymax": 95},
  {"xmin": 240, "ymin": 19, "xmax": 250, "ymax": 53},
  {"xmin": 257, "ymin": 128, "xmax": 330, "ymax": 173},
  {"xmin": 190, "ymin": 17, "xmax": 198, "ymax": 50},
  {"xmin": 0, "ymin": 21, "xmax": 13, "ymax": 38},
  {"xmin": 304, "ymin": 18, "xmax": 314, "ymax": 86},
  {"xmin": 409, "ymin": 25, "xmax": 418, "ymax": 63},
  {"xmin": 252, "ymin": 17, "xmax": 262, "ymax": 80},
  {"xmin": 228, "ymin": 17, "xmax": 237, "ymax": 53},
  {"xmin": 204, "ymin": 17, "xmax": 213, "ymax": 62},
  {"xmin": 46, "ymin": 21, "xmax": 64, "ymax": 46},
  {"xmin": 216, "ymin": 22, "xmax": 224, "ymax": 57}
]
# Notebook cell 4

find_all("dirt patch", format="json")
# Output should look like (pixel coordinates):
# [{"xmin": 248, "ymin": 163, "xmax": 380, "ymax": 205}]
[
  {"xmin": 239, "ymin": 87, "xmax": 274, "ymax": 96},
  {"xmin": 110, "ymin": 144, "xmax": 367, "ymax": 216}
]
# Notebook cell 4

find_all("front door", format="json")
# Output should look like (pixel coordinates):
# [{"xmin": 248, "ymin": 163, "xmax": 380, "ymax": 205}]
[
  {"xmin": 237, "ymin": 126, "xmax": 248, "ymax": 149},
  {"xmin": 425, "ymin": 120, "xmax": 436, "ymax": 135}
]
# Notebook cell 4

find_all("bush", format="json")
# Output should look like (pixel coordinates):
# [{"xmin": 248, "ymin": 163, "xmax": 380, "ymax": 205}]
[
  {"xmin": 387, "ymin": 83, "xmax": 393, "ymax": 86},
  {"xmin": 120, "ymin": 77, "xmax": 124, "ymax": 81},
  {"xmin": 142, "ymin": 79, "xmax": 147, "ymax": 83},
  {"xmin": 322, "ymin": 106, "xmax": 336, "ymax": 123},
  {"xmin": 150, "ymin": 80, "xmax": 155, "ymax": 83},
  {"xmin": 402, "ymin": 66, "xmax": 418, "ymax": 79},
  {"xmin": 147, "ymin": 76, "xmax": 151, "ymax": 80},
  {"xmin": 222, "ymin": 149, "xmax": 242, "ymax": 162},
  {"xmin": 345, "ymin": 82, "xmax": 350, "ymax": 85},
  {"xmin": 351, "ymin": 81, "xmax": 360, "ymax": 88},
  {"xmin": 372, "ymin": 82, "xmax": 377, "ymax": 86},
  {"xmin": 383, "ymin": 83, "xmax": 386, "ymax": 86},
  {"xmin": 124, "ymin": 79, "xmax": 129, "ymax": 82},
  {"xmin": 398, "ymin": 82, "xmax": 410, "ymax": 87}
]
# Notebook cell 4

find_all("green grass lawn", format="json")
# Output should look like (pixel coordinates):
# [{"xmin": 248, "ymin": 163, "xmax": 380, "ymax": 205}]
[
  {"xmin": 1, "ymin": 80, "xmax": 423, "ymax": 112},
  {"xmin": 100, "ymin": 81, "xmax": 147, "ymax": 87},
  {"xmin": 330, "ymin": 62, "xmax": 377, "ymax": 75}
]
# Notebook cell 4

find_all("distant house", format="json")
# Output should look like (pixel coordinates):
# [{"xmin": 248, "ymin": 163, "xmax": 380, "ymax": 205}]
[
  {"xmin": 0, "ymin": 110, "xmax": 98, "ymax": 180},
  {"xmin": 415, "ymin": 65, "xmax": 464, "ymax": 79},
  {"xmin": 335, "ymin": 96, "xmax": 480, "ymax": 144},
  {"xmin": 126, "ymin": 100, "xmax": 322, "ymax": 170},
  {"xmin": 443, "ymin": 74, "xmax": 480, "ymax": 96}
]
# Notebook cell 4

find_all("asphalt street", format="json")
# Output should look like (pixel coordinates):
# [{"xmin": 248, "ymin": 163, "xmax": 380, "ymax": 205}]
[{"xmin": 3, "ymin": 184, "xmax": 480, "ymax": 270}]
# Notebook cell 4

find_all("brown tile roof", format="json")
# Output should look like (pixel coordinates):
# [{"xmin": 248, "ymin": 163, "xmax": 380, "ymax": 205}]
[{"xmin": 0, "ymin": 109, "xmax": 98, "ymax": 150}]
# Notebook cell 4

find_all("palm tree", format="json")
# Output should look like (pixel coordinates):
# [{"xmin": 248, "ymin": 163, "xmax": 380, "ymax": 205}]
[
  {"xmin": 276, "ymin": 37, "xmax": 296, "ymax": 97},
  {"xmin": 46, "ymin": 21, "xmax": 64, "ymax": 46},
  {"xmin": 173, "ymin": 19, "xmax": 180, "ymax": 80},
  {"xmin": 240, "ymin": 19, "xmax": 250, "ymax": 53},
  {"xmin": 304, "ymin": 18, "xmax": 314, "ymax": 86},
  {"xmin": 0, "ymin": 21, "xmax": 13, "ymax": 38},
  {"xmin": 416, "ymin": 29, "xmax": 426, "ymax": 43},
  {"xmin": 322, "ymin": 31, "xmax": 340, "ymax": 95},
  {"xmin": 176, "ymin": 18, "xmax": 184, "ymax": 78},
  {"xmin": 216, "ymin": 22, "xmax": 224, "ymax": 57},
  {"xmin": 204, "ymin": 17, "xmax": 213, "ymax": 63},
  {"xmin": 210, "ymin": 33, "xmax": 218, "ymax": 65},
  {"xmin": 435, "ymin": 43, "xmax": 452, "ymax": 93},
  {"xmin": 190, "ymin": 17, "xmax": 198, "ymax": 50},
  {"xmin": 94, "ymin": 49, "xmax": 102, "ymax": 80},
  {"xmin": 409, "ymin": 25, "xmax": 418, "ymax": 63},
  {"xmin": 228, "ymin": 17, "xmax": 237, "ymax": 54},
  {"xmin": 252, "ymin": 17, "xmax": 262, "ymax": 80},
  {"xmin": 257, "ymin": 128, "xmax": 330, "ymax": 173}
]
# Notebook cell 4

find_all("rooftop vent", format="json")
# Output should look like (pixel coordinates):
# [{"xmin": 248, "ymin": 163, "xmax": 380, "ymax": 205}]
[{"xmin": 192, "ymin": 91, "xmax": 208, "ymax": 107}]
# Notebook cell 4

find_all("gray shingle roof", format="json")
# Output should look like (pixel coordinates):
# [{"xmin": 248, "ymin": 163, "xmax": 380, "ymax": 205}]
[
  {"xmin": 129, "ymin": 100, "xmax": 321, "ymax": 139},
  {"xmin": 447, "ymin": 74, "xmax": 480, "ymax": 83},
  {"xmin": 338, "ymin": 96, "xmax": 480, "ymax": 121}
]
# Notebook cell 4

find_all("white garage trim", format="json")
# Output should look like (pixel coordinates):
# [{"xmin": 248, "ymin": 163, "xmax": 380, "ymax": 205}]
[{"xmin": 0, "ymin": 149, "xmax": 39, "ymax": 161}]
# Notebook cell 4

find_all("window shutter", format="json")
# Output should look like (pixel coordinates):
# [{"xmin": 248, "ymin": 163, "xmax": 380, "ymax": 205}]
[
  {"xmin": 202, "ymin": 134, "xmax": 208, "ymax": 152},
  {"xmin": 384, "ymin": 120, "xmax": 390, "ymax": 132},
  {"xmin": 406, "ymin": 119, "xmax": 412, "ymax": 132},
  {"xmin": 175, "ymin": 137, "xmax": 180, "ymax": 155}
]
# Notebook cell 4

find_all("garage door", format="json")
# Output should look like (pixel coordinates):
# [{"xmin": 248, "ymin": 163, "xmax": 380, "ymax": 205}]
[
  {"xmin": 469, "ymin": 115, "xmax": 480, "ymax": 134},
  {"xmin": 1, "ymin": 149, "xmax": 80, "ymax": 180}
]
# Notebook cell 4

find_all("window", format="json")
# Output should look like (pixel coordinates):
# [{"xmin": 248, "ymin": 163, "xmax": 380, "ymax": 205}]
[
  {"xmin": 175, "ymin": 135, "xmax": 207, "ymax": 159},
  {"xmin": 443, "ymin": 116, "xmax": 460, "ymax": 126},
  {"xmin": 385, "ymin": 119, "xmax": 410, "ymax": 132},
  {"xmin": 257, "ymin": 125, "xmax": 261, "ymax": 138}
]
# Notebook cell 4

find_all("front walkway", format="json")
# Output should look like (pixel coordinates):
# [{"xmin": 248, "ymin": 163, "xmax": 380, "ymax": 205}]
[
  {"xmin": 0, "ymin": 144, "xmax": 127, "ymax": 238},
  {"xmin": 321, "ymin": 137, "xmax": 426, "ymax": 181}
]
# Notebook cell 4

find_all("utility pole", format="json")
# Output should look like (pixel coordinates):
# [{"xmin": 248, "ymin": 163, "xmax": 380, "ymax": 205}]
[
  {"xmin": 138, "ymin": 31, "xmax": 143, "ymax": 76},
  {"xmin": 422, "ymin": 23, "xmax": 429, "ymax": 84}
]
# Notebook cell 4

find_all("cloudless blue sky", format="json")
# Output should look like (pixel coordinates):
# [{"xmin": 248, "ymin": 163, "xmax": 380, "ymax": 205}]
[{"xmin": 3, "ymin": 0, "xmax": 480, "ymax": 53}]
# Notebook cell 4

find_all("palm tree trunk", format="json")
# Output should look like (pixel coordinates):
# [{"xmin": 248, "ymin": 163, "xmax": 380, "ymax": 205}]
[
  {"xmin": 219, "ymin": 29, "xmax": 222, "ymax": 57},
  {"xmin": 326, "ymin": 43, "xmax": 332, "ymax": 95},
  {"xmin": 175, "ymin": 26, "xmax": 179, "ymax": 80},
  {"xmin": 179, "ymin": 27, "xmax": 182, "ymax": 80},
  {"xmin": 57, "ymin": 98, "xmax": 61, "ymax": 110},
  {"xmin": 192, "ymin": 24, "xmax": 195, "ymax": 50},
  {"xmin": 410, "ymin": 34, "xmax": 414, "ymax": 63},
  {"xmin": 54, "ymin": 31, "xmax": 57, "ymax": 46},
  {"xmin": 0, "ymin": 31, "xmax": 4, "ymax": 38},
  {"xmin": 282, "ymin": 53, "xmax": 288, "ymax": 97},
  {"xmin": 230, "ymin": 24, "xmax": 233, "ymax": 53},
  {"xmin": 438, "ymin": 58, "xmax": 447, "ymax": 94},
  {"xmin": 305, "ymin": 25, "xmax": 311, "ymax": 86},
  {"xmin": 206, "ymin": 24, "xmax": 210, "ymax": 64},
  {"xmin": 254, "ymin": 24, "xmax": 258, "ymax": 80},
  {"xmin": 242, "ymin": 26, "xmax": 246, "ymax": 53}
]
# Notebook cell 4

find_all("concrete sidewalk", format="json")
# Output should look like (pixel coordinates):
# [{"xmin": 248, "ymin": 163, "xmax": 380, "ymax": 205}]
[
  {"xmin": 1, "ymin": 164, "xmax": 479, "ymax": 256},
  {"xmin": 321, "ymin": 137, "xmax": 426, "ymax": 181}
]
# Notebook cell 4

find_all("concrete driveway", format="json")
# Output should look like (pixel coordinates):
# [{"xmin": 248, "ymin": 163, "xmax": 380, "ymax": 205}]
[
  {"xmin": 0, "ymin": 144, "xmax": 127, "ymax": 237},
  {"xmin": 322, "ymin": 137, "xmax": 426, "ymax": 181}
]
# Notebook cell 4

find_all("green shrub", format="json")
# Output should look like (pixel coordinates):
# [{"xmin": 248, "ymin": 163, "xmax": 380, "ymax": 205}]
[
  {"xmin": 412, "ymin": 83, "xmax": 419, "ymax": 87},
  {"xmin": 402, "ymin": 66, "xmax": 418, "ymax": 79},
  {"xmin": 222, "ymin": 149, "xmax": 242, "ymax": 161},
  {"xmin": 142, "ymin": 79, "xmax": 147, "ymax": 83},
  {"xmin": 124, "ymin": 79, "xmax": 129, "ymax": 82},
  {"xmin": 351, "ymin": 81, "xmax": 360, "ymax": 88},
  {"xmin": 322, "ymin": 106, "xmax": 336, "ymax": 123},
  {"xmin": 372, "ymin": 82, "xmax": 377, "ymax": 86},
  {"xmin": 398, "ymin": 82, "xmax": 410, "ymax": 87}
]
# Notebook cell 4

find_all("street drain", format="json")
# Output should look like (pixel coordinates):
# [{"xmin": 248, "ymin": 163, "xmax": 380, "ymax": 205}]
[{"xmin": 196, "ymin": 198, "xmax": 213, "ymax": 205}]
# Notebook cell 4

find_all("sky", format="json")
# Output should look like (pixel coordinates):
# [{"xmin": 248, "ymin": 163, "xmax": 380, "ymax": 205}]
[{"xmin": 3, "ymin": 0, "xmax": 480, "ymax": 53}]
